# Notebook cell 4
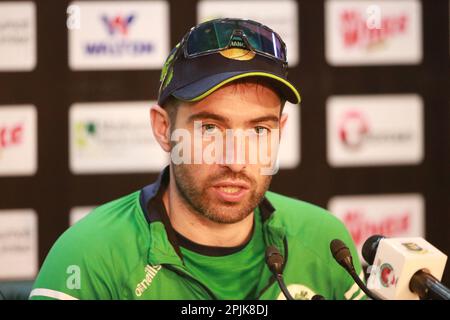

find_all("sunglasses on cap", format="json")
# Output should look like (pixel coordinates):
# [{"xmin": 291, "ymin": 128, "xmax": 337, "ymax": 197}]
[{"xmin": 182, "ymin": 18, "xmax": 288, "ymax": 64}]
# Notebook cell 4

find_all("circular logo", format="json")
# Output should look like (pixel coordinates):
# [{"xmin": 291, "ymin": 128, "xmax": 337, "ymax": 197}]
[
  {"xmin": 338, "ymin": 111, "xmax": 369, "ymax": 149},
  {"xmin": 379, "ymin": 263, "xmax": 396, "ymax": 288}
]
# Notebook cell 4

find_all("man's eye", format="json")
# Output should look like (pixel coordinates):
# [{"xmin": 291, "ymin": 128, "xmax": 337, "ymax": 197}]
[
  {"xmin": 254, "ymin": 126, "xmax": 269, "ymax": 135},
  {"xmin": 202, "ymin": 124, "xmax": 219, "ymax": 134}
]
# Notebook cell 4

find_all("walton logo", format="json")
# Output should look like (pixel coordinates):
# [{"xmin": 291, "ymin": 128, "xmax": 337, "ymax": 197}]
[
  {"xmin": 135, "ymin": 265, "xmax": 161, "ymax": 297},
  {"xmin": 84, "ymin": 14, "xmax": 153, "ymax": 56},
  {"xmin": 0, "ymin": 123, "xmax": 24, "ymax": 156},
  {"xmin": 101, "ymin": 14, "xmax": 135, "ymax": 36},
  {"xmin": 341, "ymin": 209, "xmax": 410, "ymax": 247},
  {"xmin": 338, "ymin": 111, "xmax": 369, "ymax": 149},
  {"xmin": 340, "ymin": 10, "xmax": 408, "ymax": 49}
]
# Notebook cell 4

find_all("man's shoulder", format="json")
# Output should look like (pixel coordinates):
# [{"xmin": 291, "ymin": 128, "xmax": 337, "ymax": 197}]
[
  {"xmin": 264, "ymin": 191, "xmax": 352, "ymax": 246},
  {"xmin": 66, "ymin": 191, "xmax": 146, "ymax": 245},
  {"xmin": 41, "ymin": 190, "xmax": 148, "ymax": 273},
  {"xmin": 265, "ymin": 191, "xmax": 344, "ymax": 228},
  {"xmin": 31, "ymin": 190, "xmax": 149, "ymax": 299}
]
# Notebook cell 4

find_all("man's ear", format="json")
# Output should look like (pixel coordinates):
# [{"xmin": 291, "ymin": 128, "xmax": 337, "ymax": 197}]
[
  {"xmin": 150, "ymin": 104, "xmax": 171, "ymax": 152},
  {"xmin": 279, "ymin": 112, "xmax": 288, "ymax": 139}
]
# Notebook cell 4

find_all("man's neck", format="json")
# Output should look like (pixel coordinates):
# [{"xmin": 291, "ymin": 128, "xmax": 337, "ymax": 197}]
[{"xmin": 162, "ymin": 177, "xmax": 254, "ymax": 248}]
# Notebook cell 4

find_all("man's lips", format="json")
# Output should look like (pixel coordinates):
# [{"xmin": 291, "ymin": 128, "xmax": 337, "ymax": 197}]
[
  {"xmin": 210, "ymin": 181, "xmax": 251, "ymax": 202},
  {"xmin": 212, "ymin": 181, "xmax": 250, "ymax": 189}
]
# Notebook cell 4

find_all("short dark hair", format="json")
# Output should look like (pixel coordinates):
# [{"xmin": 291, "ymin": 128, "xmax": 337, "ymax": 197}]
[{"xmin": 161, "ymin": 78, "xmax": 286, "ymax": 131}]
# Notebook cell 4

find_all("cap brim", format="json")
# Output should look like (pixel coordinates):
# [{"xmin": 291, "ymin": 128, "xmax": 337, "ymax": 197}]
[{"xmin": 171, "ymin": 71, "xmax": 301, "ymax": 105}]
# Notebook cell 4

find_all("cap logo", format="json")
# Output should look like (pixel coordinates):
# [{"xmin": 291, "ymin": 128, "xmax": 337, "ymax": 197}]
[{"xmin": 219, "ymin": 48, "xmax": 256, "ymax": 61}]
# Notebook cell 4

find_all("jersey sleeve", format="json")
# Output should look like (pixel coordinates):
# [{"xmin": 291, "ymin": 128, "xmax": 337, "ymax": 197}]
[{"xmin": 29, "ymin": 223, "xmax": 118, "ymax": 300}]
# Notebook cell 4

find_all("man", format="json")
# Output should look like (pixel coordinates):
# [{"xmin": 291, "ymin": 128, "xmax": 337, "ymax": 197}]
[{"xmin": 30, "ymin": 18, "xmax": 365, "ymax": 300}]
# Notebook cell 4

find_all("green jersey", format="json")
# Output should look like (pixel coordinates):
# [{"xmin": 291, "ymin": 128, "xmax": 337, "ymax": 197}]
[
  {"xmin": 177, "ymin": 209, "xmax": 267, "ymax": 300},
  {"xmin": 30, "ymin": 167, "xmax": 366, "ymax": 300}
]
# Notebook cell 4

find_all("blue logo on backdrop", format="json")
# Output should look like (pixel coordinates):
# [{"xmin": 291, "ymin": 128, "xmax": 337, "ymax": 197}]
[{"xmin": 84, "ymin": 14, "xmax": 154, "ymax": 56}]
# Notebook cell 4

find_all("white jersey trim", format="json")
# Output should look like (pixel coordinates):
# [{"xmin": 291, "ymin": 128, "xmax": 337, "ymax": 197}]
[{"xmin": 29, "ymin": 288, "xmax": 79, "ymax": 300}]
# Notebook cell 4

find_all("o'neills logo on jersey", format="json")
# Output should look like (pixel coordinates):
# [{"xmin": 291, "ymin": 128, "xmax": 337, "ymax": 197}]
[
  {"xmin": 340, "ymin": 10, "xmax": 408, "ymax": 50},
  {"xmin": 338, "ymin": 110, "xmax": 412, "ymax": 150},
  {"xmin": 135, "ymin": 265, "xmax": 161, "ymax": 297}
]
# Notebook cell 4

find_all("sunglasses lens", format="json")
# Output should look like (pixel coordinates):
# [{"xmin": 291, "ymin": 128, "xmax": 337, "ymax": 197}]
[{"xmin": 185, "ymin": 19, "xmax": 286, "ymax": 62}]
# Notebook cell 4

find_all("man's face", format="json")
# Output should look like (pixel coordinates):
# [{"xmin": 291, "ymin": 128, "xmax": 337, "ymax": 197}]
[{"xmin": 169, "ymin": 81, "xmax": 286, "ymax": 224}]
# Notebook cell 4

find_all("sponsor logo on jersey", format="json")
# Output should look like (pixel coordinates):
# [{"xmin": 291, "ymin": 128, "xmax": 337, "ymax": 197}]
[
  {"xmin": 277, "ymin": 284, "xmax": 316, "ymax": 300},
  {"xmin": 135, "ymin": 265, "xmax": 161, "ymax": 297}
]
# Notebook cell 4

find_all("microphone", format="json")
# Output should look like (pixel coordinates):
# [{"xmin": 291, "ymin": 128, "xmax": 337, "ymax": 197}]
[
  {"xmin": 363, "ymin": 236, "xmax": 449, "ymax": 300},
  {"xmin": 330, "ymin": 239, "xmax": 382, "ymax": 300},
  {"xmin": 265, "ymin": 245, "xmax": 294, "ymax": 300}
]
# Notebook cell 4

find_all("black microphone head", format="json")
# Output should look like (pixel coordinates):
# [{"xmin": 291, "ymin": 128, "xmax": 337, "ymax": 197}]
[
  {"xmin": 362, "ymin": 235, "xmax": 385, "ymax": 265},
  {"xmin": 265, "ymin": 245, "xmax": 284, "ymax": 275},
  {"xmin": 330, "ymin": 239, "xmax": 354, "ymax": 272}
]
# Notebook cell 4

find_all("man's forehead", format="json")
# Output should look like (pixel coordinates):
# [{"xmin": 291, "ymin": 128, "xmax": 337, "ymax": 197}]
[{"xmin": 180, "ymin": 81, "xmax": 282, "ymax": 116}]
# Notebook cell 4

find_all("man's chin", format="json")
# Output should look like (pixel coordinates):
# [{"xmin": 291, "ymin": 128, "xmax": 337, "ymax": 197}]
[{"xmin": 198, "ymin": 199, "xmax": 255, "ymax": 224}]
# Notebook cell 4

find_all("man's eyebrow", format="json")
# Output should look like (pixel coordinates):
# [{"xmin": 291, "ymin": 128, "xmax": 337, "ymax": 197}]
[
  {"xmin": 187, "ymin": 112, "xmax": 279, "ymax": 125},
  {"xmin": 247, "ymin": 115, "xmax": 280, "ymax": 124},
  {"xmin": 187, "ymin": 112, "xmax": 230, "ymax": 123}
]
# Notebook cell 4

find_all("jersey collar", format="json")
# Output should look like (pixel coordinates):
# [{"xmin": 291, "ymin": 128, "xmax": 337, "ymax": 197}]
[{"xmin": 139, "ymin": 165, "xmax": 285, "ymax": 266}]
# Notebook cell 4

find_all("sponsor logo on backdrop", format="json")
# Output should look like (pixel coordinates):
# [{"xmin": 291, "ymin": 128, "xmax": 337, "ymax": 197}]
[
  {"xmin": 0, "ymin": 105, "xmax": 37, "ymax": 176},
  {"xmin": 68, "ymin": 1, "xmax": 169, "ymax": 70},
  {"xmin": 69, "ymin": 102, "xmax": 168, "ymax": 174},
  {"xmin": 0, "ymin": 209, "xmax": 38, "ymax": 280},
  {"xmin": 325, "ymin": 0, "xmax": 422, "ymax": 65},
  {"xmin": 328, "ymin": 194, "xmax": 425, "ymax": 262},
  {"xmin": 197, "ymin": 0, "xmax": 299, "ymax": 66},
  {"xmin": 338, "ymin": 110, "xmax": 414, "ymax": 151},
  {"xmin": 340, "ymin": 8, "xmax": 408, "ymax": 50},
  {"xmin": 102, "ymin": 14, "xmax": 134, "ymax": 36},
  {"xmin": 338, "ymin": 111, "xmax": 369, "ymax": 149},
  {"xmin": 83, "ymin": 13, "xmax": 153, "ymax": 56},
  {"xmin": 0, "ymin": 123, "xmax": 23, "ymax": 149},
  {"xmin": 0, "ymin": 2, "xmax": 36, "ymax": 71},
  {"xmin": 327, "ymin": 95, "xmax": 423, "ymax": 166}
]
